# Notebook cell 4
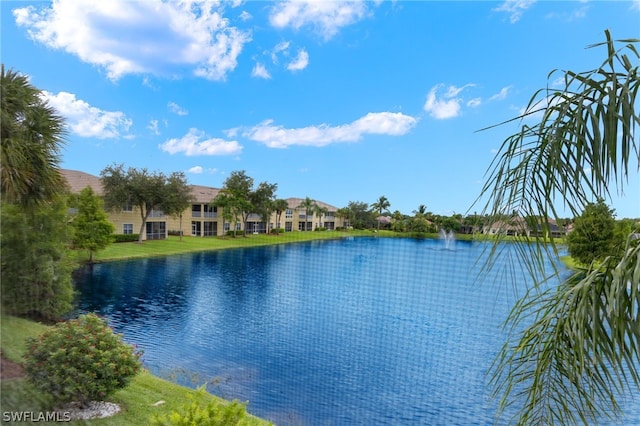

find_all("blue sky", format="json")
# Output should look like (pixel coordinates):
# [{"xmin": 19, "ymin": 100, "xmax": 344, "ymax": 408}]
[{"xmin": 3, "ymin": 0, "xmax": 639, "ymax": 218}]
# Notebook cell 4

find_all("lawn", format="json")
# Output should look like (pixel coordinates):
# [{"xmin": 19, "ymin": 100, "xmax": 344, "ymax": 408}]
[
  {"xmin": 74, "ymin": 229, "xmax": 381, "ymax": 263},
  {"xmin": 0, "ymin": 315, "xmax": 271, "ymax": 425}
]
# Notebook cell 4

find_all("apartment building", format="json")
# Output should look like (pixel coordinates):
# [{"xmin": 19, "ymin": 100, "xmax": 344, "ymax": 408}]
[{"xmin": 61, "ymin": 169, "xmax": 345, "ymax": 240}]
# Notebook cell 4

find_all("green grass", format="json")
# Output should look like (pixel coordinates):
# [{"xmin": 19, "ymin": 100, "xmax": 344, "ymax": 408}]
[
  {"xmin": 0, "ymin": 315, "xmax": 271, "ymax": 425},
  {"xmin": 72, "ymin": 229, "xmax": 380, "ymax": 263}
]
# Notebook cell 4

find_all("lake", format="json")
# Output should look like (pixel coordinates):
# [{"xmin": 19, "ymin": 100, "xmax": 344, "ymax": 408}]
[{"xmin": 73, "ymin": 237, "xmax": 639, "ymax": 425}]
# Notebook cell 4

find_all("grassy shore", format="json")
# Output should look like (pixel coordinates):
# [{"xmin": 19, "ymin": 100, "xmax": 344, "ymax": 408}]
[
  {"xmin": 75, "ymin": 229, "xmax": 382, "ymax": 263},
  {"xmin": 0, "ymin": 315, "xmax": 271, "ymax": 425}
]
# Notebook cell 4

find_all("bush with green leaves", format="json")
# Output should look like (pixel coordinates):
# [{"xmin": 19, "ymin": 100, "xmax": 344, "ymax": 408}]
[
  {"xmin": 151, "ymin": 386, "xmax": 258, "ymax": 426},
  {"xmin": 24, "ymin": 313, "xmax": 142, "ymax": 406},
  {"xmin": 112, "ymin": 233, "xmax": 140, "ymax": 243}
]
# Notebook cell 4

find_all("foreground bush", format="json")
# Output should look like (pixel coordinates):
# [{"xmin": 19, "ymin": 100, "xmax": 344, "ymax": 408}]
[
  {"xmin": 24, "ymin": 313, "xmax": 142, "ymax": 406},
  {"xmin": 151, "ymin": 387, "xmax": 258, "ymax": 426}
]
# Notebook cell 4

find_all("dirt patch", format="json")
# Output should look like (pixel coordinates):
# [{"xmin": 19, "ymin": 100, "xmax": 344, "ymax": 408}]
[{"xmin": 0, "ymin": 354, "xmax": 25, "ymax": 380}]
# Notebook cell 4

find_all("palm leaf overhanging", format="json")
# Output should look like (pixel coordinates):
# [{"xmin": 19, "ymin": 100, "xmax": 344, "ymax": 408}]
[{"xmin": 475, "ymin": 30, "xmax": 640, "ymax": 425}]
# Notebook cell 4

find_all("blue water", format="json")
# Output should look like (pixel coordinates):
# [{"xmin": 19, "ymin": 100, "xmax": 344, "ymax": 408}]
[{"xmin": 73, "ymin": 237, "xmax": 640, "ymax": 425}]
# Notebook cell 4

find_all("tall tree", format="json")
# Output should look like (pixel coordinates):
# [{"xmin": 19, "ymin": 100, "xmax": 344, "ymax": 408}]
[
  {"xmin": 251, "ymin": 181, "xmax": 278, "ymax": 233},
  {"xmin": 70, "ymin": 186, "xmax": 115, "ymax": 264},
  {"xmin": 273, "ymin": 199, "xmax": 290, "ymax": 235},
  {"xmin": 336, "ymin": 207, "xmax": 352, "ymax": 229},
  {"xmin": 0, "ymin": 66, "xmax": 73, "ymax": 321},
  {"xmin": 413, "ymin": 204, "xmax": 427, "ymax": 218},
  {"xmin": 297, "ymin": 197, "xmax": 317, "ymax": 231},
  {"xmin": 211, "ymin": 171, "xmax": 277, "ymax": 236},
  {"xmin": 371, "ymin": 195, "xmax": 391, "ymax": 231},
  {"xmin": 346, "ymin": 201, "xmax": 375, "ymax": 229},
  {"xmin": 211, "ymin": 191, "xmax": 244, "ymax": 237},
  {"xmin": 1, "ymin": 66, "xmax": 66, "ymax": 206},
  {"xmin": 313, "ymin": 203, "xmax": 328, "ymax": 229},
  {"xmin": 100, "ymin": 164, "xmax": 191, "ymax": 243},
  {"xmin": 219, "ymin": 171, "xmax": 253, "ymax": 236},
  {"xmin": 566, "ymin": 200, "xmax": 617, "ymax": 266},
  {"xmin": 163, "ymin": 173, "xmax": 195, "ymax": 240},
  {"xmin": 477, "ymin": 31, "xmax": 639, "ymax": 425}
]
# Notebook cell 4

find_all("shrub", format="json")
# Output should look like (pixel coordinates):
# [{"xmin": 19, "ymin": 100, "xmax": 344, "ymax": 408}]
[
  {"xmin": 269, "ymin": 228, "xmax": 285, "ymax": 234},
  {"xmin": 1, "ymin": 198, "xmax": 74, "ymax": 321},
  {"xmin": 314, "ymin": 227, "xmax": 326, "ymax": 232},
  {"xmin": 151, "ymin": 386, "xmax": 256, "ymax": 426},
  {"xmin": 112, "ymin": 233, "xmax": 139, "ymax": 243},
  {"xmin": 24, "ymin": 313, "xmax": 142, "ymax": 406},
  {"xmin": 168, "ymin": 230, "xmax": 183, "ymax": 236}
]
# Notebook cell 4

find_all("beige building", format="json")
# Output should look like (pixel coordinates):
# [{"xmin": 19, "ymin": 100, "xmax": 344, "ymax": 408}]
[{"xmin": 61, "ymin": 169, "xmax": 345, "ymax": 240}]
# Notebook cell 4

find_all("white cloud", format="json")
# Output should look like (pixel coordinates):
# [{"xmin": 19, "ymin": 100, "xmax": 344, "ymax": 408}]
[
  {"xmin": 188, "ymin": 166, "xmax": 218, "ymax": 174},
  {"xmin": 13, "ymin": 0, "xmax": 251, "ymax": 81},
  {"xmin": 168, "ymin": 101, "xmax": 188, "ymax": 116},
  {"xmin": 148, "ymin": 119, "xmax": 160, "ymax": 135},
  {"xmin": 545, "ymin": 5, "xmax": 589, "ymax": 21},
  {"xmin": 42, "ymin": 91, "xmax": 132, "ymax": 139},
  {"xmin": 287, "ymin": 49, "xmax": 309, "ymax": 71},
  {"xmin": 160, "ymin": 128, "xmax": 242, "ymax": 156},
  {"xmin": 269, "ymin": 0, "xmax": 374, "ymax": 40},
  {"xmin": 272, "ymin": 41, "xmax": 291, "ymax": 63},
  {"xmin": 467, "ymin": 98, "xmax": 482, "ymax": 108},
  {"xmin": 423, "ymin": 84, "xmax": 474, "ymax": 119},
  {"xmin": 251, "ymin": 63, "xmax": 271, "ymax": 79},
  {"xmin": 493, "ymin": 0, "xmax": 536, "ymax": 23},
  {"xmin": 489, "ymin": 86, "xmax": 512, "ymax": 101},
  {"xmin": 239, "ymin": 10, "xmax": 252, "ymax": 21},
  {"xmin": 632, "ymin": 0, "xmax": 640, "ymax": 12},
  {"xmin": 243, "ymin": 112, "xmax": 417, "ymax": 148}
]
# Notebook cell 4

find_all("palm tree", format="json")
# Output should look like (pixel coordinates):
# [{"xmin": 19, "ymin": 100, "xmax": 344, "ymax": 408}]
[
  {"xmin": 1, "ymin": 65, "xmax": 66, "ymax": 205},
  {"xmin": 336, "ymin": 207, "xmax": 351, "ymax": 230},
  {"xmin": 371, "ymin": 195, "xmax": 391, "ymax": 231},
  {"xmin": 313, "ymin": 203, "xmax": 328, "ymax": 229},
  {"xmin": 413, "ymin": 204, "xmax": 427, "ymax": 217},
  {"xmin": 477, "ymin": 31, "xmax": 639, "ymax": 425},
  {"xmin": 297, "ymin": 196, "xmax": 316, "ymax": 231},
  {"xmin": 273, "ymin": 199, "xmax": 289, "ymax": 235}
]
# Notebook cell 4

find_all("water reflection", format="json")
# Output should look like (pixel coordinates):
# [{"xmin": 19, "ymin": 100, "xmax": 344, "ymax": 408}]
[{"xmin": 72, "ymin": 238, "xmax": 639, "ymax": 425}]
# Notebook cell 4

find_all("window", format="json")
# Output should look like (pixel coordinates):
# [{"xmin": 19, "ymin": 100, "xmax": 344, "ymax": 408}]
[
  {"xmin": 192, "ymin": 204, "xmax": 202, "ymax": 217},
  {"xmin": 203, "ymin": 222, "xmax": 217, "ymax": 236},
  {"xmin": 146, "ymin": 221, "xmax": 166, "ymax": 240},
  {"xmin": 203, "ymin": 205, "xmax": 217, "ymax": 218},
  {"xmin": 285, "ymin": 209, "xmax": 293, "ymax": 219},
  {"xmin": 123, "ymin": 224, "xmax": 133, "ymax": 234},
  {"xmin": 149, "ymin": 208, "xmax": 164, "ymax": 218},
  {"xmin": 123, "ymin": 200, "xmax": 133, "ymax": 212}
]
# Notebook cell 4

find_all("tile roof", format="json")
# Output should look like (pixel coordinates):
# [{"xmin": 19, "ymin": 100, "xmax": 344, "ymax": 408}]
[
  {"xmin": 59, "ymin": 169, "xmax": 336, "ymax": 209},
  {"xmin": 286, "ymin": 197, "xmax": 338, "ymax": 211},
  {"xmin": 59, "ymin": 169, "xmax": 104, "ymax": 195}
]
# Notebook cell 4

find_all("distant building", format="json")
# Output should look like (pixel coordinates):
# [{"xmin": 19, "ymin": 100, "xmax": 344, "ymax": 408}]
[
  {"xmin": 60, "ymin": 169, "xmax": 345, "ymax": 240},
  {"xmin": 483, "ymin": 216, "xmax": 567, "ymax": 238}
]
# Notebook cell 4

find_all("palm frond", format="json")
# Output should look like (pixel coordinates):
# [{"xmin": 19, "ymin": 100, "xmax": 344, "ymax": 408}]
[{"xmin": 475, "ymin": 31, "xmax": 640, "ymax": 425}]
